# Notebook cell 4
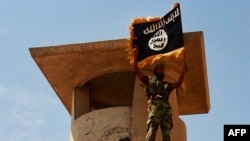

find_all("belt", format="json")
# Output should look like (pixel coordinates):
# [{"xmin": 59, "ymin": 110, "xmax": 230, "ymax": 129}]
[
  {"xmin": 152, "ymin": 95, "xmax": 168, "ymax": 102},
  {"xmin": 147, "ymin": 95, "xmax": 168, "ymax": 104}
]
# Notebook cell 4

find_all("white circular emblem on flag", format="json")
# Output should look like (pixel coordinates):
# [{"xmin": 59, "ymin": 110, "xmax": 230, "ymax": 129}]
[{"xmin": 148, "ymin": 29, "xmax": 168, "ymax": 51}]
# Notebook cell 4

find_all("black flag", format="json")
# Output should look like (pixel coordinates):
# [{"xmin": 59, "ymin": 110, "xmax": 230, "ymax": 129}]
[{"xmin": 133, "ymin": 4, "xmax": 184, "ymax": 61}]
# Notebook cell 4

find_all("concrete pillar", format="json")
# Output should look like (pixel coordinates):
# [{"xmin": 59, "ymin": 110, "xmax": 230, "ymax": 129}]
[
  {"xmin": 71, "ymin": 85, "xmax": 90, "ymax": 121},
  {"xmin": 131, "ymin": 76, "xmax": 148, "ymax": 140},
  {"xmin": 70, "ymin": 107, "xmax": 131, "ymax": 141}
]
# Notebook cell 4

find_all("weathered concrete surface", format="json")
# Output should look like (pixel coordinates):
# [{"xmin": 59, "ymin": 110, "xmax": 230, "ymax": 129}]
[{"xmin": 70, "ymin": 107, "xmax": 130, "ymax": 141}]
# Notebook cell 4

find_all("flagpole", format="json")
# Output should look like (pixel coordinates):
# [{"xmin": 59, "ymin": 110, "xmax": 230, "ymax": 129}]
[
  {"xmin": 172, "ymin": 2, "xmax": 180, "ymax": 9},
  {"xmin": 182, "ymin": 47, "xmax": 189, "ymax": 73},
  {"xmin": 172, "ymin": 2, "xmax": 187, "ymax": 69}
]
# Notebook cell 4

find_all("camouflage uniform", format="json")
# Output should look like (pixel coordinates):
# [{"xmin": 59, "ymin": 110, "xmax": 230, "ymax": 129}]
[{"xmin": 145, "ymin": 76, "xmax": 173, "ymax": 141}]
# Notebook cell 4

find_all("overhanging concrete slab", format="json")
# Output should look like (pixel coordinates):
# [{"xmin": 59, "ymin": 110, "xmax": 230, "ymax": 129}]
[{"xmin": 29, "ymin": 31, "xmax": 210, "ymax": 115}]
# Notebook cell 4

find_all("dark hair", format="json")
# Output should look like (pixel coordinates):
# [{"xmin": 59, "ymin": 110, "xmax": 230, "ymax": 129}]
[{"xmin": 153, "ymin": 63, "xmax": 165, "ymax": 72}]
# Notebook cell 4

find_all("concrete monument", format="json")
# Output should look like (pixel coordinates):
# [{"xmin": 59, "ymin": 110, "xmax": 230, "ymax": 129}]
[{"xmin": 29, "ymin": 31, "xmax": 210, "ymax": 141}]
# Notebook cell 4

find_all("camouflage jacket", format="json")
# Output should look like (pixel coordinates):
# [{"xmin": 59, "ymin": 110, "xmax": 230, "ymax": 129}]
[{"xmin": 144, "ymin": 75, "xmax": 172, "ymax": 101}]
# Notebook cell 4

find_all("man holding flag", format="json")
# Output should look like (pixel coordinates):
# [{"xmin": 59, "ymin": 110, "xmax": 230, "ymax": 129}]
[
  {"xmin": 133, "ymin": 47, "xmax": 188, "ymax": 141},
  {"xmin": 129, "ymin": 2, "xmax": 188, "ymax": 141}
]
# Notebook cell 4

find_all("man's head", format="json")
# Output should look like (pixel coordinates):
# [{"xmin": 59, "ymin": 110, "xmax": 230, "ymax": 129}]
[{"xmin": 153, "ymin": 63, "xmax": 165, "ymax": 80}]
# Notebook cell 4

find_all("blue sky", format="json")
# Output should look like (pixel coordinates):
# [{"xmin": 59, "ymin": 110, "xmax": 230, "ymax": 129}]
[{"xmin": 1, "ymin": 0, "xmax": 250, "ymax": 141}]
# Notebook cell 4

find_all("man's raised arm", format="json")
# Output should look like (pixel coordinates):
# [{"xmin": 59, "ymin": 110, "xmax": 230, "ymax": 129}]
[
  {"xmin": 133, "ymin": 47, "xmax": 148, "ymax": 85},
  {"xmin": 170, "ymin": 63, "xmax": 188, "ymax": 89}
]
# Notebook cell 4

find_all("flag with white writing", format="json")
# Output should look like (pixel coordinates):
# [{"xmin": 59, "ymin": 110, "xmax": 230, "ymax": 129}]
[{"xmin": 129, "ymin": 4, "xmax": 183, "ymax": 62}]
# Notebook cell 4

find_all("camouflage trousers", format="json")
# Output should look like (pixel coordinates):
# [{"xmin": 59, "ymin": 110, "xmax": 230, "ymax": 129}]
[{"xmin": 145, "ymin": 99, "xmax": 173, "ymax": 141}]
